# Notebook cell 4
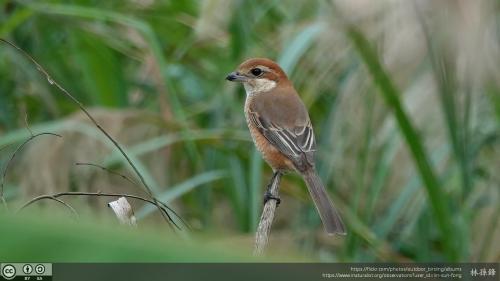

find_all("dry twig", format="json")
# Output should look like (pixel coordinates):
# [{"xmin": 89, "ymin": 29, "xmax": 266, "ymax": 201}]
[
  {"xmin": 17, "ymin": 191, "xmax": 182, "ymax": 229},
  {"xmin": 0, "ymin": 38, "xmax": 179, "ymax": 230},
  {"xmin": 254, "ymin": 172, "xmax": 282, "ymax": 255},
  {"xmin": 75, "ymin": 162, "xmax": 140, "ymax": 187},
  {"xmin": 73, "ymin": 162, "xmax": 189, "ymax": 229},
  {"xmin": 0, "ymin": 132, "xmax": 62, "ymax": 210}
]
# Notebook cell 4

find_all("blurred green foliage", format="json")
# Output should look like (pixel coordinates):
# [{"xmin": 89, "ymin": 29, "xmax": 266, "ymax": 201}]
[
  {"xmin": 0, "ymin": 0, "xmax": 499, "ymax": 262},
  {"xmin": 0, "ymin": 212, "xmax": 258, "ymax": 261}
]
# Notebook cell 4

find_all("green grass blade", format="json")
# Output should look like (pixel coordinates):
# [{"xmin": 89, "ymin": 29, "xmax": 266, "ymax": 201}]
[
  {"xmin": 0, "ymin": 8, "xmax": 34, "ymax": 37},
  {"xmin": 228, "ymin": 156, "xmax": 249, "ymax": 231},
  {"xmin": 249, "ymin": 149, "xmax": 263, "ymax": 231},
  {"xmin": 24, "ymin": 1, "xmax": 202, "ymax": 167},
  {"xmin": 135, "ymin": 170, "xmax": 227, "ymax": 219},
  {"xmin": 346, "ymin": 26, "xmax": 458, "ymax": 261},
  {"xmin": 102, "ymin": 129, "xmax": 250, "ymax": 167},
  {"xmin": 278, "ymin": 22, "xmax": 325, "ymax": 73}
]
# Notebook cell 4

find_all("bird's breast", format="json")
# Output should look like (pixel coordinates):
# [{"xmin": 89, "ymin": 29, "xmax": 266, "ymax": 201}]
[{"xmin": 244, "ymin": 97, "xmax": 294, "ymax": 171}]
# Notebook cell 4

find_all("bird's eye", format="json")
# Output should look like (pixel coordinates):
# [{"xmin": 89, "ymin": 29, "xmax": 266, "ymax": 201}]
[{"xmin": 250, "ymin": 68, "xmax": 263, "ymax": 76}]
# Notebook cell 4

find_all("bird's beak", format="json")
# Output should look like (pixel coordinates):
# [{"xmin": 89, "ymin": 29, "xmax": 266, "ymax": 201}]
[{"xmin": 226, "ymin": 71, "xmax": 248, "ymax": 82}]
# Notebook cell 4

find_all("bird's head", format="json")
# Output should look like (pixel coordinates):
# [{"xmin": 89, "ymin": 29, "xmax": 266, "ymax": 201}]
[{"xmin": 226, "ymin": 58, "xmax": 289, "ymax": 95}]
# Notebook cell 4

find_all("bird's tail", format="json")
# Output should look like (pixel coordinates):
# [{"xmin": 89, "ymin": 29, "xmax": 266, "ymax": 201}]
[{"xmin": 301, "ymin": 168, "xmax": 346, "ymax": 235}]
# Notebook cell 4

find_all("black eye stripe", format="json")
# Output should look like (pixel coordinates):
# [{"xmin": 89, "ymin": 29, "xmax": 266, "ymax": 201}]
[{"xmin": 250, "ymin": 68, "xmax": 263, "ymax": 76}]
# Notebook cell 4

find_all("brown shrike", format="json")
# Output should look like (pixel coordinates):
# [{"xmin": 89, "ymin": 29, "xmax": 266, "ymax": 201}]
[{"xmin": 226, "ymin": 58, "xmax": 346, "ymax": 235}]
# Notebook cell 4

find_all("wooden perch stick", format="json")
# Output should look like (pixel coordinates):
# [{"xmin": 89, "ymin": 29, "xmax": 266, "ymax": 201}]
[{"xmin": 254, "ymin": 172, "xmax": 282, "ymax": 256}]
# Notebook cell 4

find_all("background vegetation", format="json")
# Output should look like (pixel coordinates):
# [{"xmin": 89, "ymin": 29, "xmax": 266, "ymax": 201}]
[{"xmin": 0, "ymin": 0, "xmax": 499, "ymax": 262}]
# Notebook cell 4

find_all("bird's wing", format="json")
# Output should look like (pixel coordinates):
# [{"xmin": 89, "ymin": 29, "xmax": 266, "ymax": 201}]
[
  {"xmin": 247, "ymin": 88, "xmax": 316, "ymax": 166},
  {"xmin": 248, "ymin": 110, "xmax": 315, "ymax": 158}
]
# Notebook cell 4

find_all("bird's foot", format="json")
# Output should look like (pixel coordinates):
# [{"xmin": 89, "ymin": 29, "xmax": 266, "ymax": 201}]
[{"xmin": 263, "ymin": 191, "xmax": 281, "ymax": 206}]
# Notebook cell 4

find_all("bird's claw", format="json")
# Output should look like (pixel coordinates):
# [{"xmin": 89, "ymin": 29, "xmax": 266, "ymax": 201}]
[{"xmin": 263, "ymin": 191, "xmax": 281, "ymax": 206}]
